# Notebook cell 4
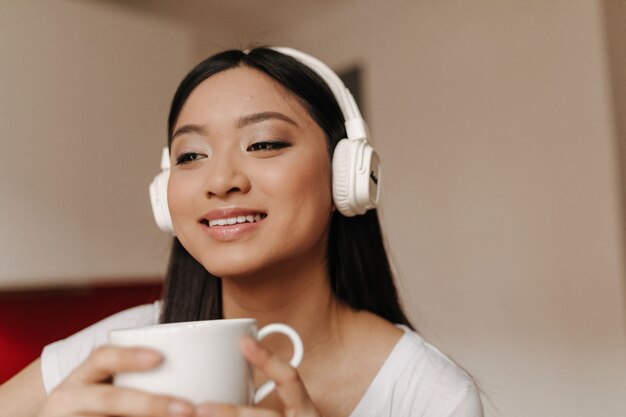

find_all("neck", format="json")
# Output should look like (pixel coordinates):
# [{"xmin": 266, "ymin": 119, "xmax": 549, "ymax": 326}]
[{"xmin": 220, "ymin": 255, "xmax": 349, "ymax": 361}]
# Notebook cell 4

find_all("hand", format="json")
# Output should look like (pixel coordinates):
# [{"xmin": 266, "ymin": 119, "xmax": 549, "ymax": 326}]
[
  {"xmin": 38, "ymin": 345, "xmax": 195, "ymax": 417},
  {"xmin": 196, "ymin": 336, "xmax": 321, "ymax": 417}
]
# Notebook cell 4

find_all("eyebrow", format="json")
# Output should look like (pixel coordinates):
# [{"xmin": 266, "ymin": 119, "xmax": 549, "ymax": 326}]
[
  {"xmin": 236, "ymin": 111, "xmax": 299, "ymax": 129},
  {"xmin": 171, "ymin": 111, "xmax": 298, "ymax": 143},
  {"xmin": 171, "ymin": 124, "xmax": 208, "ymax": 142}
]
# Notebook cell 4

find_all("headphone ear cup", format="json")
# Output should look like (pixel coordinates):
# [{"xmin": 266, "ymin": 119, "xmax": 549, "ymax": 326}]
[
  {"xmin": 332, "ymin": 138, "xmax": 380, "ymax": 217},
  {"xmin": 332, "ymin": 138, "xmax": 357, "ymax": 217},
  {"xmin": 149, "ymin": 169, "xmax": 175, "ymax": 234}
]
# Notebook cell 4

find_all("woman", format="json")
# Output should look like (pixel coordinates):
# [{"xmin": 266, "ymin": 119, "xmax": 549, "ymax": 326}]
[{"xmin": 0, "ymin": 47, "xmax": 482, "ymax": 417}]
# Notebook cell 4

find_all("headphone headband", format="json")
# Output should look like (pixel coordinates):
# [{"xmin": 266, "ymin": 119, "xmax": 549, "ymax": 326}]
[
  {"xmin": 269, "ymin": 47, "xmax": 369, "ymax": 141},
  {"xmin": 149, "ymin": 46, "xmax": 380, "ymax": 234}
]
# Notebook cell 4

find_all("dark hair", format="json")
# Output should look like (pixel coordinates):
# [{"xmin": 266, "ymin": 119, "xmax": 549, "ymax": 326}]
[{"xmin": 160, "ymin": 47, "xmax": 413, "ymax": 330}]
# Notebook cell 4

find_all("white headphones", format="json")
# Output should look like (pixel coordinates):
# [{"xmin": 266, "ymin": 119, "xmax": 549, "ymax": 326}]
[{"xmin": 149, "ymin": 47, "xmax": 381, "ymax": 234}]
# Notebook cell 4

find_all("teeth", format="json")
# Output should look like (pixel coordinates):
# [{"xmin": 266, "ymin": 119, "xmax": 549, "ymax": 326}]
[{"xmin": 207, "ymin": 214, "xmax": 265, "ymax": 227}]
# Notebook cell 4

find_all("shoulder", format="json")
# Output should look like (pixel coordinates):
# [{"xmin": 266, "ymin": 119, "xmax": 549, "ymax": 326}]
[
  {"xmin": 387, "ymin": 326, "xmax": 483, "ymax": 416},
  {"xmin": 40, "ymin": 301, "xmax": 161, "ymax": 394},
  {"xmin": 351, "ymin": 324, "xmax": 483, "ymax": 417}
]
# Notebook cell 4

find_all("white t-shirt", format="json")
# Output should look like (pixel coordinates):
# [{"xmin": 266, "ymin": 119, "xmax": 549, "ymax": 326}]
[{"xmin": 41, "ymin": 303, "xmax": 483, "ymax": 417}]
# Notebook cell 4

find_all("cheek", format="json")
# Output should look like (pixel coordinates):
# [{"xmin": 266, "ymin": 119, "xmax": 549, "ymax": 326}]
[
  {"xmin": 167, "ymin": 173, "xmax": 202, "ymax": 228},
  {"xmin": 260, "ymin": 154, "xmax": 333, "ymax": 219}
]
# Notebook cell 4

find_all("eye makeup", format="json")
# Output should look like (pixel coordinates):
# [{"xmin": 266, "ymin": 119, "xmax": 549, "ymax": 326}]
[
  {"xmin": 175, "ymin": 152, "xmax": 208, "ymax": 165},
  {"xmin": 171, "ymin": 134, "xmax": 213, "ymax": 166},
  {"xmin": 246, "ymin": 140, "xmax": 291, "ymax": 152}
]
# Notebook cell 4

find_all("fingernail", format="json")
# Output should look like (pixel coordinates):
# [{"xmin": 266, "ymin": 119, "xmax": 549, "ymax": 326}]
[
  {"xmin": 196, "ymin": 404, "xmax": 217, "ymax": 417},
  {"xmin": 136, "ymin": 350, "xmax": 162, "ymax": 366},
  {"xmin": 169, "ymin": 400, "xmax": 194, "ymax": 417},
  {"xmin": 241, "ymin": 336, "xmax": 260, "ymax": 353}
]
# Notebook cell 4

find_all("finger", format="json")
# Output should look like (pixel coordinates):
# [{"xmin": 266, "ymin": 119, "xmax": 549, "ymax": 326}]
[
  {"xmin": 240, "ymin": 336, "xmax": 311, "ymax": 409},
  {"xmin": 48, "ymin": 384, "xmax": 194, "ymax": 417},
  {"xmin": 66, "ymin": 345, "xmax": 162, "ymax": 385},
  {"xmin": 196, "ymin": 403, "xmax": 280, "ymax": 417}
]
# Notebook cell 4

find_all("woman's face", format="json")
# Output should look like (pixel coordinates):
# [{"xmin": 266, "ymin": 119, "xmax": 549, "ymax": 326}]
[{"xmin": 168, "ymin": 66, "xmax": 334, "ymax": 280}]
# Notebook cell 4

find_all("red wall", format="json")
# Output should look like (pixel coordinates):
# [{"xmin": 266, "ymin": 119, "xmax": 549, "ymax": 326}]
[{"xmin": 0, "ymin": 282, "xmax": 162, "ymax": 384}]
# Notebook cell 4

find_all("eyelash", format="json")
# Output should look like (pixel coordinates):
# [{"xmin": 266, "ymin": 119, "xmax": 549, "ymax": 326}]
[
  {"xmin": 246, "ymin": 141, "xmax": 290, "ymax": 152},
  {"xmin": 175, "ymin": 141, "xmax": 290, "ymax": 165},
  {"xmin": 175, "ymin": 152, "xmax": 205, "ymax": 165}
]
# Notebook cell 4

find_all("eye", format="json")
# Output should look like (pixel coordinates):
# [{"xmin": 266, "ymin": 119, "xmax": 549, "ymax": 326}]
[
  {"xmin": 246, "ymin": 141, "xmax": 290, "ymax": 152},
  {"xmin": 175, "ymin": 152, "xmax": 206, "ymax": 165}
]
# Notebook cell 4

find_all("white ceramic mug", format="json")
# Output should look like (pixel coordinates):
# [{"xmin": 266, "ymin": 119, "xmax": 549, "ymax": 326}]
[{"xmin": 109, "ymin": 318, "xmax": 303, "ymax": 405}]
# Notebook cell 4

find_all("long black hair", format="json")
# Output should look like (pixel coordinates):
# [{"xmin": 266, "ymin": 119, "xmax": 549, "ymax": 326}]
[{"xmin": 160, "ymin": 47, "xmax": 413, "ymax": 329}]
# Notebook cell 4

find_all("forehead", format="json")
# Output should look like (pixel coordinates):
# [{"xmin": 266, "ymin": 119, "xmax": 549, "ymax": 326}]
[{"xmin": 176, "ymin": 66, "xmax": 314, "ymax": 128}]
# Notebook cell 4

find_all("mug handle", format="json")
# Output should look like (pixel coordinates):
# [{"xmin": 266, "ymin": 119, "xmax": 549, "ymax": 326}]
[{"xmin": 253, "ymin": 323, "xmax": 304, "ymax": 404}]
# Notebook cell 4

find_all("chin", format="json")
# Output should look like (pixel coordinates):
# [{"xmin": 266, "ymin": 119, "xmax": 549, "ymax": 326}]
[
  {"xmin": 197, "ymin": 254, "xmax": 271, "ymax": 281},
  {"xmin": 198, "ymin": 249, "xmax": 310, "ymax": 283}
]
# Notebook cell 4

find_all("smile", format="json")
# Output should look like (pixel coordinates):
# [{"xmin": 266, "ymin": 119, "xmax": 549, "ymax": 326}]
[{"xmin": 202, "ymin": 213, "xmax": 267, "ymax": 227}]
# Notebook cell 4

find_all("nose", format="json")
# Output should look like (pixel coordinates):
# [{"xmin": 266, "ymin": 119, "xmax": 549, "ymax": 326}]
[{"xmin": 203, "ymin": 152, "xmax": 251, "ymax": 199}]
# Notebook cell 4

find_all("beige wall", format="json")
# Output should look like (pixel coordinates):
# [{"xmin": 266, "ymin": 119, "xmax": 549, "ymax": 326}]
[
  {"xmin": 606, "ymin": 0, "xmax": 626, "ymax": 278},
  {"xmin": 0, "ymin": 0, "xmax": 187, "ymax": 288},
  {"xmin": 268, "ymin": 2, "xmax": 626, "ymax": 416},
  {"xmin": 1, "ymin": 1, "xmax": 624, "ymax": 416}
]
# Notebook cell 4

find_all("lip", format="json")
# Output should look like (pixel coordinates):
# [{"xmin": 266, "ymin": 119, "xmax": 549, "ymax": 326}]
[
  {"xmin": 200, "ymin": 207, "xmax": 267, "ymax": 222},
  {"xmin": 199, "ymin": 207, "xmax": 267, "ymax": 242}
]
